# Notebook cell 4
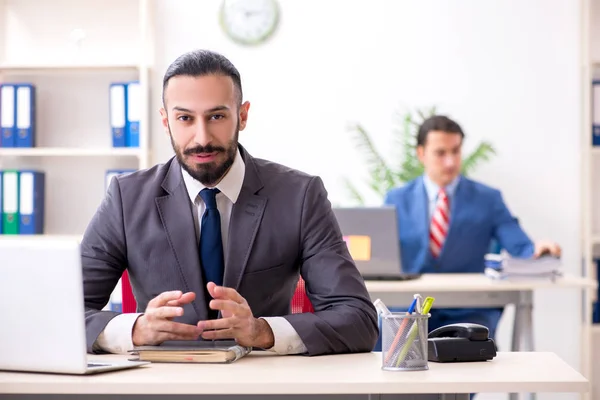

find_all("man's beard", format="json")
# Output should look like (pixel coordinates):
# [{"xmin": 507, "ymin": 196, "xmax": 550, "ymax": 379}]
[{"xmin": 170, "ymin": 128, "xmax": 238, "ymax": 186}]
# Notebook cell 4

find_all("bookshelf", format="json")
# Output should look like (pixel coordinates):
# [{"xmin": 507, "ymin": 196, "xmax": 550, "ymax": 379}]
[
  {"xmin": 0, "ymin": 148, "xmax": 143, "ymax": 157},
  {"xmin": 583, "ymin": 0, "xmax": 600, "ymax": 398},
  {"xmin": 0, "ymin": 0, "xmax": 153, "ymax": 238}
]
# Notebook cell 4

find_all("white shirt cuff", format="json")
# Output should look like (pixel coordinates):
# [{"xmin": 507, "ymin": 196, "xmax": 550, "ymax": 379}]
[
  {"xmin": 260, "ymin": 316, "xmax": 307, "ymax": 355},
  {"xmin": 95, "ymin": 313, "xmax": 143, "ymax": 354}
]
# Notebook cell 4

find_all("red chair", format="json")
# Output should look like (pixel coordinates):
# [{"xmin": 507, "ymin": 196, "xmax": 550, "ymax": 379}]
[
  {"xmin": 121, "ymin": 271, "xmax": 314, "ymax": 314},
  {"xmin": 290, "ymin": 276, "xmax": 314, "ymax": 313},
  {"xmin": 121, "ymin": 270, "xmax": 137, "ymax": 313}
]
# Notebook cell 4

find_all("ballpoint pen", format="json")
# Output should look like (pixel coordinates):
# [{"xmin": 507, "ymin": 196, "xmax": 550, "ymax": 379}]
[
  {"xmin": 373, "ymin": 298, "xmax": 392, "ymax": 317},
  {"xmin": 395, "ymin": 296, "xmax": 435, "ymax": 368},
  {"xmin": 404, "ymin": 294, "xmax": 423, "ymax": 360},
  {"xmin": 384, "ymin": 297, "xmax": 418, "ymax": 365}
]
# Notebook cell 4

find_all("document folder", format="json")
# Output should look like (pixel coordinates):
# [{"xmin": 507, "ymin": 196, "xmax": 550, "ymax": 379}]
[
  {"xmin": 105, "ymin": 169, "xmax": 135, "ymax": 192},
  {"xmin": 126, "ymin": 81, "xmax": 140, "ymax": 147},
  {"xmin": 15, "ymin": 84, "xmax": 36, "ymax": 148},
  {"xmin": 109, "ymin": 83, "xmax": 126, "ymax": 147},
  {"xmin": 0, "ymin": 84, "xmax": 16, "ymax": 147},
  {"xmin": 109, "ymin": 278, "xmax": 123, "ymax": 312},
  {"xmin": 0, "ymin": 171, "xmax": 3, "ymax": 234},
  {"xmin": 18, "ymin": 170, "xmax": 45, "ymax": 234},
  {"xmin": 1, "ymin": 170, "xmax": 19, "ymax": 234},
  {"xmin": 593, "ymin": 80, "xmax": 600, "ymax": 146}
]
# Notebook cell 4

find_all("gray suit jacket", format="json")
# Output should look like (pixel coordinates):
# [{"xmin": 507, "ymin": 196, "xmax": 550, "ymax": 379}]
[{"xmin": 81, "ymin": 145, "xmax": 379, "ymax": 355}]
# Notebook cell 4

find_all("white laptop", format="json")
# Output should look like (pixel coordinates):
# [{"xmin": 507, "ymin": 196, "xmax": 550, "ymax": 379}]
[{"xmin": 0, "ymin": 237, "xmax": 149, "ymax": 374}]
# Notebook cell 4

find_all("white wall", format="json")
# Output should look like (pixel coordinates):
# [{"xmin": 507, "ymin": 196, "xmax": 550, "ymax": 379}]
[{"xmin": 150, "ymin": 1, "xmax": 582, "ymax": 398}]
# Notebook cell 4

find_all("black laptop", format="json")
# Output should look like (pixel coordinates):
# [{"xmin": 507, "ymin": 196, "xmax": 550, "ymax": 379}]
[{"xmin": 332, "ymin": 206, "xmax": 421, "ymax": 281}]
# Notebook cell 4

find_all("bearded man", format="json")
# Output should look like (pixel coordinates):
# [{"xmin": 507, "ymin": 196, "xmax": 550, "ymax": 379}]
[{"xmin": 81, "ymin": 49, "xmax": 378, "ymax": 357}]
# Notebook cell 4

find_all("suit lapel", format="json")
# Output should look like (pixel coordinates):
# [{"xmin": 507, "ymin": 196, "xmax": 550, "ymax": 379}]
[
  {"xmin": 223, "ymin": 147, "xmax": 267, "ymax": 291},
  {"xmin": 415, "ymin": 177, "xmax": 431, "ymax": 260},
  {"xmin": 155, "ymin": 160, "xmax": 208, "ymax": 320}
]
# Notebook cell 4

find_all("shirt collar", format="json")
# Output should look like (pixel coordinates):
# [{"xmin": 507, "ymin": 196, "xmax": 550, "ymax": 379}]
[
  {"xmin": 422, "ymin": 173, "xmax": 461, "ymax": 202},
  {"xmin": 181, "ymin": 147, "xmax": 245, "ymax": 204}
]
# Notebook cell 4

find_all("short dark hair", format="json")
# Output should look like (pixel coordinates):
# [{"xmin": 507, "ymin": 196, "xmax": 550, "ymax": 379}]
[
  {"xmin": 162, "ymin": 49, "xmax": 243, "ymax": 106},
  {"xmin": 416, "ymin": 115, "xmax": 465, "ymax": 146}
]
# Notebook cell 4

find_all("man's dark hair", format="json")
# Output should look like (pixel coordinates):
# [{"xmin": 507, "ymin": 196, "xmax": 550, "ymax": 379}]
[
  {"xmin": 162, "ymin": 49, "xmax": 243, "ymax": 106},
  {"xmin": 416, "ymin": 115, "xmax": 465, "ymax": 146}
]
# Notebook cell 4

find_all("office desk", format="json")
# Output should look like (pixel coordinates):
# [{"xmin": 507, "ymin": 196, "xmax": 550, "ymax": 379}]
[
  {"xmin": 365, "ymin": 273, "xmax": 597, "ymax": 400},
  {"xmin": 365, "ymin": 273, "xmax": 596, "ymax": 352},
  {"xmin": 0, "ymin": 352, "xmax": 588, "ymax": 400}
]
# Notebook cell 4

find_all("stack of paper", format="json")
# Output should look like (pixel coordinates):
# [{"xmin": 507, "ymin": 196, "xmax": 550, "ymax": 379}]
[{"xmin": 484, "ymin": 254, "xmax": 562, "ymax": 280}]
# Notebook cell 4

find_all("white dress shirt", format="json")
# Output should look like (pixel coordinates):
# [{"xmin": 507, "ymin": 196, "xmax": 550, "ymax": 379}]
[
  {"xmin": 95, "ymin": 148, "xmax": 307, "ymax": 355},
  {"xmin": 422, "ymin": 174, "xmax": 461, "ymax": 223}
]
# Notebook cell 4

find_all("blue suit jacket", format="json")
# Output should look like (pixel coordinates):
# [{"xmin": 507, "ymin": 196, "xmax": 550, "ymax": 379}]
[{"xmin": 384, "ymin": 176, "xmax": 534, "ymax": 274}]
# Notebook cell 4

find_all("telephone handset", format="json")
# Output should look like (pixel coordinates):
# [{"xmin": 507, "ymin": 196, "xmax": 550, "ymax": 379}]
[
  {"xmin": 427, "ymin": 323, "xmax": 497, "ymax": 363},
  {"xmin": 428, "ymin": 323, "xmax": 490, "ymax": 342}
]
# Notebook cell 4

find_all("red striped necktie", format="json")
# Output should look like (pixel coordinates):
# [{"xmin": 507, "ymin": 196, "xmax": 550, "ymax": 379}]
[{"xmin": 429, "ymin": 188, "xmax": 450, "ymax": 258}]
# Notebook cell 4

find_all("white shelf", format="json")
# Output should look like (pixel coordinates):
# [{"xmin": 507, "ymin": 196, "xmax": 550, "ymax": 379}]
[
  {"xmin": 0, "ymin": 234, "xmax": 82, "ymax": 241},
  {"xmin": 593, "ymin": 325, "xmax": 600, "ymax": 334},
  {"xmin": 0, "ymin": 0, "xmax": 153, "ymax": 235},
  {"xmin": 592, "ymin": 147, "xmax": 600, "ymax": 155},
  {"xmin": 0, "ymin": 62, "xmax": 140, "ymax": 72},
  {"xmin": 0, "ymin": 147, "xmax": 142, "ymax": 157}
]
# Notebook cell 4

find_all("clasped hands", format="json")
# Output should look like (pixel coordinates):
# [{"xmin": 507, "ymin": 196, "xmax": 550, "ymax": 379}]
[{"xmin": 132, "ymin": 282, "xmax": 274, "ymax": 348}]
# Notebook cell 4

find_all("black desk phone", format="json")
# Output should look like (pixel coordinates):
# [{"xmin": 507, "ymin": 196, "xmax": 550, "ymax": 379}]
[{"xmin": 427, "ymin": 323, "xmax": 497, "ymax": 363}]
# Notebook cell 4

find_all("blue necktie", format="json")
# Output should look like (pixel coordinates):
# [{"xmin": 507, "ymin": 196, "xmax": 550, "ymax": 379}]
[{"xmin": 199, "ymin": 188, "xmax": 224, "ymax": 290}]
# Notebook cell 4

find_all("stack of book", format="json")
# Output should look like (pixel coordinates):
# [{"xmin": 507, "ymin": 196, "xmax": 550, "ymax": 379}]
[
  {"xmin": 130, "ymin": 340, "xmax": 251, "ymax": 364},
  {"xmin": 484, "ymin": 253, "xmax": 562, "ymax": 281}
]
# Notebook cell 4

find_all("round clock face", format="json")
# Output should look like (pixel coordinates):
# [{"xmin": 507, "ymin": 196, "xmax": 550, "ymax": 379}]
[{"xmin": 219, "ymin": 0, "xmax": 280, "ymax": 45}]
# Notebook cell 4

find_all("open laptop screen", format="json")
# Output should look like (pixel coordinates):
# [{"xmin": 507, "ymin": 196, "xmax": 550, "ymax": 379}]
[{"xmin": 332, "ymin": 206, "xmax": 410, "ymax": 280}]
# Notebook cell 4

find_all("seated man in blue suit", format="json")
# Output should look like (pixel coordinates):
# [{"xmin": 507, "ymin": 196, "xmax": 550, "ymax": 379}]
[{"xmin": 384, "ymin": 115, "xmax": 561, "ymax": 339}]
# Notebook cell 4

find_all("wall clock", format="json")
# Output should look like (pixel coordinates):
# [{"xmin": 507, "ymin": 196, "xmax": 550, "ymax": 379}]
[{"xmin": 219, "ymin": 0, "xmax": 280, "ymax": 46}]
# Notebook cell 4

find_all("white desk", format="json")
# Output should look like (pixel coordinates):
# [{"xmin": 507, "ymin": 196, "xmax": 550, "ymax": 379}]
[
  {"xmin": 0, "ymin": 352, "xmax": 588, "ymax": 400},
  {"xmin": 365, "ymin": 273, "xmax": 597, "ymax": 400},
  {"xmin": 366, "ymin": 273, "xmax": 596, "ymax": 351}
]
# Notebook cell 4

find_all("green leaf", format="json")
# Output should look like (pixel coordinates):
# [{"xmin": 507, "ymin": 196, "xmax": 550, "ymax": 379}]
[
  {"xmin": 347, "ymin": 123, "xmax": 396, "ymax": 191},
  {"xmin": 461, "ymin": 142, "xmax": 497, "ymax": 176},
  {"xmin": 342, "ymin": 178, "xmax": 366, "ymax": 205}
]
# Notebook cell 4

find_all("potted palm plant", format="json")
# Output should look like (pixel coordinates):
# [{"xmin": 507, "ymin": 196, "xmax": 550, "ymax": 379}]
[{"xmin": 344, "ymin": 106, "xmax": 496, "ymax": 205}]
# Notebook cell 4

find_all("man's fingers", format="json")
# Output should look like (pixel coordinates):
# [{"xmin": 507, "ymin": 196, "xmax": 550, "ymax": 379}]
[
  {"xmin": 209, "ymin": 299, "xmax": 247, "ymax": 315},
  {"xmin": 208, "ymin": 284, "xmax": 245, "ymax": 304},
  {"xmin": 552, "ymin": 244, "xmax": 562, "ymax": 256},
  {"xmin": 148, "ymin": 290, "xmax": 183, "ymax": 309},
  {"xmin": 147, "ymin": 306, "xmax": 184, "ymax": 320},
  {"xmin": 165, "ymin": 292, "xmax": 196, "ymax": 307},
  {"xmin": 179, "ymin": 291, "xmax": 196, "ymax": 303},
  {"xmin": 197, "ymin": 317, "xmax": 234, "ymax": 332},
  {"xmin": 201, "ymin": 328, "xmax": 235, "ymax": 341}
]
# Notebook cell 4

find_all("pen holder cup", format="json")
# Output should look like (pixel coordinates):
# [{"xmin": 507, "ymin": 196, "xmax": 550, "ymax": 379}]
[{"xmin": 381, "ymin": 312, "xmax": 429, "ymax": 371}]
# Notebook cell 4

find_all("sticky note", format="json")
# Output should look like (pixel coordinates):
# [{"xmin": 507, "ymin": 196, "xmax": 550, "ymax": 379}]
[{"xmin": 343, "ymin": 235, "xmax": 371, "ymax": 261}]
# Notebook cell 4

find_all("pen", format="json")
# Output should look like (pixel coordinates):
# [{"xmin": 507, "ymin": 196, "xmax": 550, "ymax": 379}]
[
  {"xmin": 421, "ymin": 296, "xmax": 435, "ymax": 315},
  {"xmin": 373, "ymin": 298, "xmax": 392, "ymax": 316},
  {"xmin": 414, "ymin": 294, "xmax": 423, "ymax": 314},
  {"xmin": 383, "ymin": 297, "xmax": 418, "ymax": 365},
  {"xmin": 395, "ymin": 296, "xmax": 435, "ymax": 368}
]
